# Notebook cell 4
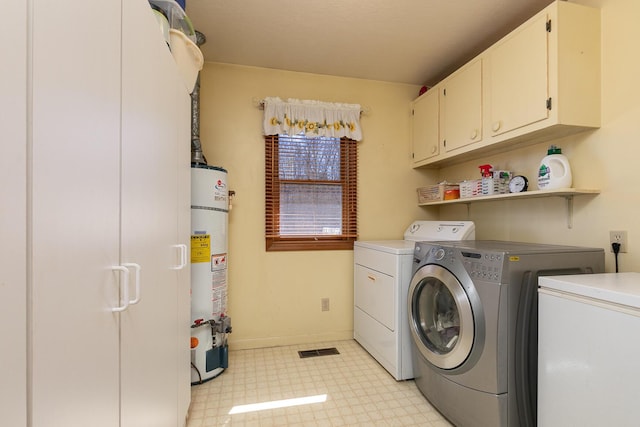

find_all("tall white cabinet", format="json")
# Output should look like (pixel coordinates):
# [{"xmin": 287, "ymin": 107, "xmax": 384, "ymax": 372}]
[
  {"xmin": 2, "ymin": 0, "xmax": 191, "ymax": 426},
  {"xmin": 0, "ymin": 0, "xmax": 28, "ymax": 425}
]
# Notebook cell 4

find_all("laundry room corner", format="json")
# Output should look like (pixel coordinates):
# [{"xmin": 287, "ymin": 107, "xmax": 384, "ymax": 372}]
[{"xmin": 196, "ymin": 62, "xmax": 430, "ymax": 349}]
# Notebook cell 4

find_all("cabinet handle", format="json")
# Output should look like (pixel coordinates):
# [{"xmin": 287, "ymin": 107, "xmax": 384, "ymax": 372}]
[
  {"xmin": 470, "ymin": 129, "xmax": 478, "ymax": 140},
  {"xmin": 111, "ymin": 265, "xmax": 130, "ymax": 312},
  {"xmin": 431, "ymin": 146, "xmax": 437, "ymax": 154},
  {"xmin": 170, "ymin": 244, "xmax": 188, "ymax": 270},
  {"xmin": 123, "ymin": 263, "xmax": 142, "ymax": 305},
  {"xmin": 492, "ymin": 121, "xmax": 502, "ymax": 132},
  {"xmin": 367, "ymin": 275, "xmax": 376, "ymax": 282}
]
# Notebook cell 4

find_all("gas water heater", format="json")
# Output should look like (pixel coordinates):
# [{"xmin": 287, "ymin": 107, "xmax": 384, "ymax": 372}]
[{"xmin": 190, "ymin": 165, "xmax": 231, "ymax": 384}]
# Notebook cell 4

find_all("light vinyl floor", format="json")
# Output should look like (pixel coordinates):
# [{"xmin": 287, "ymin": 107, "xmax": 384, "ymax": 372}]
[{"xmin": 186, "ymin": 339, "xmax": 452, "ymax": 426}]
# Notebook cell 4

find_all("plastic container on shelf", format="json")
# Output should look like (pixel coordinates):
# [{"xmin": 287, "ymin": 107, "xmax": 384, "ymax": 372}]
[
  {"xmin": 481, "ymin": 177, "xmax": 509, "ymax": 195},
  {"xmin": 538, "ymin": 145, "xmax": 572, "ymax": 190},
  {"xmin": 417, "ymin": 183, "xmax": 460, "ymax": 203},
  {"xmin": 460, "ymin": 180, "xmax": 482, "ymax": 199}
]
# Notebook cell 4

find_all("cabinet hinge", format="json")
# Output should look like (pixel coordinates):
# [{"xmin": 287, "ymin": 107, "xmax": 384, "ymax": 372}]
[
  {"xmin": 546, "ymin": 97, "xmax": 552, "ymax": 110},
  {"xmin": 443, "ymin": 139, "xmax": 446, "ymax": 148},
  {"xmin": 546, "ymin": 19, "xmax": 552, "ymax": 32},
  {"xmin": 412, "ymin": 109, "xmax": 415, "ymax": 116},
  {"xmin": 443, "ymin": 88, "xmax": 446, "ymax": 96}
]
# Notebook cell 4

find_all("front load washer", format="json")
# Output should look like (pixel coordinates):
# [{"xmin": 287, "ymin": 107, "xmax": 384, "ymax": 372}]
[
  {"xmin": 408, "ymin": 241, "xmax": 604, "ymax": 427},
  {"xmin": 353, "ymin": 221, "xmax": 475, "ymax": 380}
]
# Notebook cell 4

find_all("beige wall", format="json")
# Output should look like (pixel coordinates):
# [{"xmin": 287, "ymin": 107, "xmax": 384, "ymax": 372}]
[
  {"xmin": 438, "ymin": 0, "xmax": 640, "ymax": 273},
  {"xmin": 198, "ymin": 0, "xmax": 639, "ymax": 350},
  {"xmin": 198, "ymin": 64, "xmax": 435, "ymax": 349}
]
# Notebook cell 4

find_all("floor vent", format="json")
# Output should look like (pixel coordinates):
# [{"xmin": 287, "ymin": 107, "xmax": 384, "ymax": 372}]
[{"xmin": 298, "ymin": 347, "xmax": 340, "ymax": 359}]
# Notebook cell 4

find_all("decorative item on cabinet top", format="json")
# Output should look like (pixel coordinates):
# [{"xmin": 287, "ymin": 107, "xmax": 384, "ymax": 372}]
[{"xmin": 149, "ymin": 0, "xmax": 203, "ymax": 93}]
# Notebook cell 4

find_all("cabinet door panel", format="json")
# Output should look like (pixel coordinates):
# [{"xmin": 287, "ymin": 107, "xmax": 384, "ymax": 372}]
[
  {"xmin": 0, "ymin": 1, "xmax": 28, "ymax": 425},
  {"xmin": 443, "ymin": 59, "xmax": 483, "ymax": 152},
  {"xmin": 176, "ymin": 87, "xmax": 192, "ymax": 426},
  {"xmin": 490, "ymin": 14, "xmax": 548, "ymax": 136},
  {"xmin": 412, "ymin": 89, "xmax": 439, "ymax": 164},
  {"xmin": 31, "ymin": 1, "xmax": 121, "ymax": 426},
  {"xmin": 120, "ymin": 0, "xmax": 184, "ymax": 425}
]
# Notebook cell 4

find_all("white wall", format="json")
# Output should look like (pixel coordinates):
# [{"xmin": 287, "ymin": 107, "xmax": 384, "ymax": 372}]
[
  {"xmin": 438, "ymin": 0, "xmax": 640, "ymax": 273},
  {"xmin": 198, "ymin": 64, "xmax": 435, "ymax": 349}
]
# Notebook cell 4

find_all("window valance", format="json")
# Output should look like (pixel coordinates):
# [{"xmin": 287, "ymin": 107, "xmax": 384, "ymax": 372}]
[{"xmin": 262, "ymin": 97, "xmax": 363, "ymax": 141}]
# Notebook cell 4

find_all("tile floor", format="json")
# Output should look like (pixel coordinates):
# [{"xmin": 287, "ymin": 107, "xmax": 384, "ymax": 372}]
[{"xmin": 186, "ymin": 339, "xmax": 452, "ymax": 426}]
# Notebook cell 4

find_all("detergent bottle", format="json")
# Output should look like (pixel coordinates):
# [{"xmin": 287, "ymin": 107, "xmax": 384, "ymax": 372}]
[{"xmin": 537, "ymin": 145, "xmax": 572, "ymax": 190}]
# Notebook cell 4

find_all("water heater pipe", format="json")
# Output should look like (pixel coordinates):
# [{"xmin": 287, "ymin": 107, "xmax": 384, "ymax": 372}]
[{"xmin": 191, "ymin": 30, "xmax": 208, "ymax": 165}]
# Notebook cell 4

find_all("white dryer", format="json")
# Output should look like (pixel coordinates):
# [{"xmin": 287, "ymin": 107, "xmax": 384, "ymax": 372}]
[{"xmin": 353, "ymin": 220, "xmax": 475, "ymax": 380}]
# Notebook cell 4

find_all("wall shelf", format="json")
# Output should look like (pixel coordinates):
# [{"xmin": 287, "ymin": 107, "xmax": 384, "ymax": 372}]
[
  {"xmin": 419, "ymin": 188, "xmax": 600, "ymax": 229},
  {"xmin": 418, "ymin": 188, "xmax": 599, "ymax": 206}
]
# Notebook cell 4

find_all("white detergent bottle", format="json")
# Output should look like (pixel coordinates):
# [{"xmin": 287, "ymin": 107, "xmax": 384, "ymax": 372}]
[{"xmin": 537, "ymin": 145, "xmax": 572, "ymax": 190}]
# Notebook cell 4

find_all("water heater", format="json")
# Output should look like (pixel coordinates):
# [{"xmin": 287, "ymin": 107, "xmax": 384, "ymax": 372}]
[{"xmin": 190, "ymin": 165, "xmax": 231, "ymax": 384}]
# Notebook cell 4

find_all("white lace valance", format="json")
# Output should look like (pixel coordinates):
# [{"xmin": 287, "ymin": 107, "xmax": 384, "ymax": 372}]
[{"xmin": 262, "ymin": 97, "xmax": 363, "ymax": 141}]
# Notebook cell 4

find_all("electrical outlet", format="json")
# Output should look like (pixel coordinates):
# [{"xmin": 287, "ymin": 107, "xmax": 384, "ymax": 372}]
[
  {"xmin": 609, "ymin": 230, "xmax": 628, "ymax": 253},
  {"xmin": 321, "ymin": 298, "xmax": 330, "ymax": 312}
]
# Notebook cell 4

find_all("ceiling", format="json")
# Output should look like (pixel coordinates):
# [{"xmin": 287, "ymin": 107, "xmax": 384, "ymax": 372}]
[{"xmin": 185, "ymin": 0, "xmax": 554, "ymax": 86}]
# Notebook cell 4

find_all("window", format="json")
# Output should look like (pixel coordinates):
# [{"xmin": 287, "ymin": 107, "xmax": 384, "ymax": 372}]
[{"xmin": 265, "ymin": 134, "xmax": 357, "ymax": 251}]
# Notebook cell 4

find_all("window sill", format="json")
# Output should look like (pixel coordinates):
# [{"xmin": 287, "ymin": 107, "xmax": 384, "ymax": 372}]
[{"xmin": 266, "ymin": 238, "xmax": 355, "ymax": 252}]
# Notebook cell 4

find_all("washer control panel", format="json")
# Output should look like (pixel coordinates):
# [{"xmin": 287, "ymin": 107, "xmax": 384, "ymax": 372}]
[
  {"xmin": 460, "ymin": 251, "xmax": 504, "ymax": 283},
  {"xmin": 415, "ymin": 243, "xmax": 504, "ymax": 283}
]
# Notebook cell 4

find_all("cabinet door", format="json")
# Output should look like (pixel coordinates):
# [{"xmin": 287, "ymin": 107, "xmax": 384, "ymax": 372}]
[
  {"xmin": 442, "ymin": 59, "xmax": 483, "ymax": 152},
  {"xmin": 176, "ymin": 87, "xmax": 192, "ymax": 427},
  {"xmin": 489, "ymin": 13, "xmax": 549, "ymax": 136},
  {"xmin": 30, "ymin": 1, "xmax": 122, "ymax": 426},
  {"xmin": 411, "ymin": 89, "xmax": 439, "ymax": 164},
  {"xmin": 0, "ymin": 1, "xmax": 27, "ymax": 425},
  {"xmin": 120, "ymin": 0, "xmax": 185, "ymax": 425}
]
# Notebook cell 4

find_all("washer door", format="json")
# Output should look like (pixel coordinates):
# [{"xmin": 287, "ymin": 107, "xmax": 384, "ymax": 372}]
[{"xmin": 408, "ymin": 264, "xmax": 474, "ymax": 370}]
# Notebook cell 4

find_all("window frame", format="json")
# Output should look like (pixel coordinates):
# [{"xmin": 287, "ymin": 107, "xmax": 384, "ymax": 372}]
[{"xmin": 265, "ymin": 134, "xmax": 357, "ymax": 251}]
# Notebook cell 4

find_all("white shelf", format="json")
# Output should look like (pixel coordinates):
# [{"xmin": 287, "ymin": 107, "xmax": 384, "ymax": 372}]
[
  {"xmin": 418, "ymin": 188, "xmax": 600, "ymax": 206},
  {"xmin": 419, "ymin": 188, "xmax": 600, "ymax": 229}
]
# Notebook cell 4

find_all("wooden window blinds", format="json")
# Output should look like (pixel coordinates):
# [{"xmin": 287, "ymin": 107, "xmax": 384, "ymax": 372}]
[{"xmin": 265, "ymin": 134, "xmax": 357, "ymax": 251}]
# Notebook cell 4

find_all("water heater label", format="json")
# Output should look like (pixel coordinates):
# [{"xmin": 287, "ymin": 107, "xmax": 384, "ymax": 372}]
[
  {"xmin": 211, "ymin": 253, "xmax": 227, "ymax": 271},
  {"xmin": 191, "ymin": 234, "xmax": 211, "ymax": 263}
]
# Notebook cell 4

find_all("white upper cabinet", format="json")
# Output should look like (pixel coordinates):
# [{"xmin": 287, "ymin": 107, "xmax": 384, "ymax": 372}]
[
  {"xmin": 411, "ymin": 88, "xmax": 440, "ymax": 164},
  {"xmin": 489, "ymin": 14, "xmax": 548, "ymax": 136},
  {"xmin": 412, "ymin": 0, "xmax": 600, "ymax": 168},
  {"xmin": 442, "ymin": 58, "xmax": 483, "ymax": 154}
]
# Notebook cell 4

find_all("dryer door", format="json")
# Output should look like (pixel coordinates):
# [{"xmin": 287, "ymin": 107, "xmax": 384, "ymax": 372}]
[{"xmin": 408, "ymin": 264, "xmax": 474, "ymax": 370}]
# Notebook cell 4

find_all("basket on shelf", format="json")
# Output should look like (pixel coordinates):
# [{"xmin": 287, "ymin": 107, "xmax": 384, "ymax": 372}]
[
  {"xmin": 460, "ymin": 178, "xmax": 510, "ymax": 198},
  {"xmin": 459, "ymin": 180, "xmax": 482, "ymax": 199},
  {"xmin": 481, "ymin": 177, "xmax": 509, "ymax": 195},
  {"xmin": 417, "ymin": 183, "xmax": 459, "ymax": 203}
]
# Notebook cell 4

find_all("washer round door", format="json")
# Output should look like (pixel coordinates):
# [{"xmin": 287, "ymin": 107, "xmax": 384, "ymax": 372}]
[{"xmin": 408, "ymin": 264, "xmax": 474, "ymax": 370}]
